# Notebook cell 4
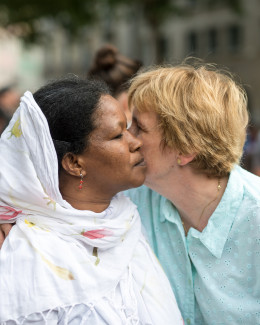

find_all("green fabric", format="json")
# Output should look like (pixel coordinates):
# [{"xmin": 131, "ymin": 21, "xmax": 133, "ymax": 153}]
[{"xmin": 126, "ymin": 165, "xmax": 260, "ymax": 325}]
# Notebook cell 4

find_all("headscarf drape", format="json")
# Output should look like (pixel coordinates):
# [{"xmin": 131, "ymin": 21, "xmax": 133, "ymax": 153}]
[{"xmin": 0, "ymin": 92, "xmax": 183, "ymax": 324}]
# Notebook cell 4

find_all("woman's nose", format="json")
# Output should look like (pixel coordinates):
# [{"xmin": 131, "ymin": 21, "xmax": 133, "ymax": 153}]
[{"xmin": 126, "ymin": 131, "xmax": 143, "ymax": 152}]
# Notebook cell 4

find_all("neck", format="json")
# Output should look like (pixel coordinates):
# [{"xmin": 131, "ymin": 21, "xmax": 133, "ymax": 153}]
[
  {"xmin": 61, "ymin": 193, "xmax": 112, "ymax": 213},
  {"xmin": 145, "ymin": 167, "xmax": 228, "ymax": 234},
  {"xmin": 59, "ymin": 172, "xmax": 114, "ymax": 213}
]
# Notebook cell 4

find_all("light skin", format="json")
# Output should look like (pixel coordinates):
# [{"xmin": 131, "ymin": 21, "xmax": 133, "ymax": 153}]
[{"xmin": 130, "ymin": 108, "xmax": 229, "ymax": 235}]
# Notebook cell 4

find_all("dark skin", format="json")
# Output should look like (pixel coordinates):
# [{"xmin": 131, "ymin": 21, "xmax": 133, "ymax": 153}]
[
  {"xmin": 0, "ymin": 95, "xmax": 146, "ymax": 245},
  {"xmin": 0, "ymin": 224, "xmax": 11, "ymax": 247},
  {"xmin": 58, "ymin": 95, "xmax": 146, "ymax": 213}
]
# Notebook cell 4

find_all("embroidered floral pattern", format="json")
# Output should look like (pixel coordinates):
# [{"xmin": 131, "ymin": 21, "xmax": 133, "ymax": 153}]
[
  {"xmin": 0, "ymin": 205, "xmax": 22, "ymax": 220},
  {"xmin": 121, "ymin": 214, "xmax": 134, "ymax": 242},
  {"xmin": 81, "ymin": 229, "xmax": 113, "ymax": 239},
  {"xmin": 24, "ymin": 219, "xmax": 36, "ymax": 227},
  {"xmin": 8, "ymin": 118, "xmax": 22, "ymax": 139},
  {"xmin": 30, "ymin": 243, "xmax": 75, "ymax": 280},
  {"xmin": 43, "ymin": 196, "xmax": 56, "ymax": 210}
]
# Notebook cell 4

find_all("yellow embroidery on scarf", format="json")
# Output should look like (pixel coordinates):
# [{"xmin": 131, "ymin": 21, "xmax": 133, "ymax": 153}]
[
  {"xmin": 43, "ymin": 196, "xmax": 56, "ymax": 211},
  {"xmin": 140, "ymin": 270, "xmax": 148, "ymax": 295},
  {"xmin": 24, "ymin": 219, "xmax": 50, "ymax": 232},
  {"xmin": 40, "ymin": 254, "xmax": 75, "ymax": 280},
  {"xmin": 121, "ymin": 214, "xmax": 134, "ymax": 242},
  {"xmin": 8, "ymin": 118, "xmax": 22, "ymax": 138},
  {"xmin": 30, "ymin": 243, "xmax": 75, "ymax": 280},
  {"xmin": 25, "ymin": 219, "xmax": 36, "ymax": 227}
]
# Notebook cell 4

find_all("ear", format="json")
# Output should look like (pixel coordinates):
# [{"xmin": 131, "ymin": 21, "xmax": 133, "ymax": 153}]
[
  {"xmin": 61, "ymin": 153, "xmax": 84, "ymax": 177},
  {"xmin": 177, "ymin": 152, "xmax": 196, "ymax": 166}
]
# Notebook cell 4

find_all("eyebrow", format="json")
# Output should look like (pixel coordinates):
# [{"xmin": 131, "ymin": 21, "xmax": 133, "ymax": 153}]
[
  {"xmin": 113, "ymin": 118, "xmax": 127, "ymax": 131},
  {"xmin": 133, "ymin": 117, "xmax": 146, "ymax": 129}
]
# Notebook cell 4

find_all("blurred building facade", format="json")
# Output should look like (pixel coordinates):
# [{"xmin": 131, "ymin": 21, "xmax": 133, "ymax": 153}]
[
  {"xmin": 107, "ymin": 0, "xmax": 260, "ymax": 125},
  {"xmin": 0, "ymin": 0, "xmax": 259, "ymax": 123},
  {"xmin": 161, "ymin": 0, "xmax": 260, "ymax": 125},
  {"xmin": 0, "ymin": 29, "xmax": 44, "ymax": 92}
]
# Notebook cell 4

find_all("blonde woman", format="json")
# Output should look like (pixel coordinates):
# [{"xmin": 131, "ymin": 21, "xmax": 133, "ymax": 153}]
[{"xmin": 126, "ymin": 64, "xmax": 260, "ymax": 325}]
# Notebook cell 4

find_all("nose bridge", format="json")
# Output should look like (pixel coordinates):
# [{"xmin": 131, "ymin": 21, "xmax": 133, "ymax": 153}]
[{"xmin": 126, "ymin": 130, "xmax": 142, "ymax": 152}]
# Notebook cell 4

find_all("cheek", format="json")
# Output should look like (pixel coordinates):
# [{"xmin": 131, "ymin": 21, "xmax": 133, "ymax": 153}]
[
  {"xmin": 111, "ymin": 153, "xmax": 129, "ymax": 169},
  {"xmin": 141, "ymin": 143, "xmax": 167, "ymax": 176},
  {"xmin": 141, "ymin": 138, "xmax": 160, "ymax": 159},
  {"xmin": 145, "ymin": 157, "xmax": 160, "ymax": 176},
  {"xmin": 103, "ymin": 146, "xmax": 130, "ymax": 170},
  {"xmin": 88, "ymin": 143, "xmax": 127, "ymax": 171}
]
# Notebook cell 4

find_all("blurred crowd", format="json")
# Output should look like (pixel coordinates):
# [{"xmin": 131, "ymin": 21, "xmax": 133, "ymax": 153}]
[
  {"xmin": 242, "ymin": 124, "xmax": 260, "ymax": 176},
  {"xmin": 1, "ymin": 44, "xmax": 260, "ymax": 177}
]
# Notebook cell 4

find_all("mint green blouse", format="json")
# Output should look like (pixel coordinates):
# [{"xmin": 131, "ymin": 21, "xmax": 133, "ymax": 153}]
[{"xmin": 126, "ymin": 166, "xmax": 260, "ymax": 325}]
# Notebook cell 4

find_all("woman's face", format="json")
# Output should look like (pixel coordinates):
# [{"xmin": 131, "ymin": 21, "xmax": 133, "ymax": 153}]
[
  {"xmin": 130, "ymin": 108, "xmax": 177, "ymax": 187},
  {"xmin": 79, "ymin": 95, "xmax": 146, "ymax": 195}
]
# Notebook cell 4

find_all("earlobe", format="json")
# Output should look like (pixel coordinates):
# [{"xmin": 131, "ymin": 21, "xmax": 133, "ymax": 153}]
[
  {"xmin": 61, "ymin": 153, "xmax": 82, "ymax": 176},
  {"xmin": 177, "ymin": 152, "xmax": 196, "ymax": 166}
]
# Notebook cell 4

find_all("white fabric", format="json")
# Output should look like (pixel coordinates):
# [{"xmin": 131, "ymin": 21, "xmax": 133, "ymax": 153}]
[{"xmin": 0, "ymin": 92, "xmax": 183, "ymax": 324}]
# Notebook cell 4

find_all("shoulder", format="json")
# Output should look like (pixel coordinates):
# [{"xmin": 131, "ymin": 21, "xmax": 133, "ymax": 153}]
[
  {"xmin": 124, "ymin": 186, "xmax": 175, "ymax": 228},
  {"xmin": 125, "ymin": 185, "xmax": 161, "ymax": 206},
  {"xmin": 235, "ymin": 165, "xmax": 260, "ymax": 202},
  {"xmin": 231, "ymin": 166, "xmax": 260, "ymax": 231}
]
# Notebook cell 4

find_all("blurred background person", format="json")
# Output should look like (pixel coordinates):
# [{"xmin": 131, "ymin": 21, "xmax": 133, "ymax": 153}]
[
  {"xmin": 0, "ymin": 108, "xmax": 9, "ymax": 135},
  {"xmin": 242, "ymin": 124, "xmax": 260, "ymax": 176},
  {"xmin": 0, "ymin": 85, "xmax": 20, "ymax": 134},
  {"xmin": 88, "ymin": 44, "xmax": 142, "ymax": 124}
]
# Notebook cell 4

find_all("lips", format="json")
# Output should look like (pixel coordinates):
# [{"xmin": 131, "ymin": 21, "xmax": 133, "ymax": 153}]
[{"xmin": 134, "ymin": 158, "xmax": 146, "ymax": 167}]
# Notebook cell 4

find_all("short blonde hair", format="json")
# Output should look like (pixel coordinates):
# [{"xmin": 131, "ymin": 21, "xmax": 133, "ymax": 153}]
[{"xmin": 128, "ymin": 63, "xmax": 249, "ymax": 177}]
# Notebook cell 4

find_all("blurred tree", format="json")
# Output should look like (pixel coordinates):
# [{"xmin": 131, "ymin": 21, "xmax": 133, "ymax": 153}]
[
  {"xmin": 0, "ymin": 0, "xmax": 243, "ymax": 60},
  {"xmin": 0, "ymin": 0, "xmax": 99, "ymax": 42}
]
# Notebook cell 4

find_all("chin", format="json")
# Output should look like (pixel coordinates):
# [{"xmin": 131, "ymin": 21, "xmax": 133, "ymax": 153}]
[
  {"xmin": 130, "ymin": 174, "xmax": 146, "ymax": 189},
  {"xmin": 143, "ymin": 174, "xmax": 156, "ymax": 187}
]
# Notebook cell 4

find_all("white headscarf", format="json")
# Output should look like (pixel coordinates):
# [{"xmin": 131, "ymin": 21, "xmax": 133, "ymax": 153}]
[{"xmin": 0, "ymin": 92, "xmax": 183, "ymax": 324}]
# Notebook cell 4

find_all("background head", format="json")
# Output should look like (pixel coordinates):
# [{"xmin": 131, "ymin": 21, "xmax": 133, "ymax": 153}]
[
  {"xmin": 128, "ymin": 63, "xmax": 249, "ymax": 177},
  {"xmin": 33, "ymin": 76, "xmax": 110, "ymax": 171},
  {"xmin": 88, "ymin": 44, "xmax": 142, "ymax": 98},
  {"xmin": 0, "ymin": 107, "xmax": 9, "ymax": 135},
  {"xmin": 0, "ymin": 85, "xmax": 20, "ymax": 118}
]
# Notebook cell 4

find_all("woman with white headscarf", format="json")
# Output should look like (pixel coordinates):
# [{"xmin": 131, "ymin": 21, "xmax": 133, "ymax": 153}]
[{"xmin": 0, "ymin": 77, "xmax": 183, "ymax": 324}]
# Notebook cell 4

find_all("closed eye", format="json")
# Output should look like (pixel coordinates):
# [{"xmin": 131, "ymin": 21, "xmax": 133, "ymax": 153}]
[{"xmin": 113, "ymin": 133, "xmax": 123, "ymax": 139}]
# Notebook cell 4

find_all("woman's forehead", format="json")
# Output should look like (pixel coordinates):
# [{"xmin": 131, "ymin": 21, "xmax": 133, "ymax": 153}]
[
  {"xmin": 132, "ymin": 109, "xmax": 159, "ymax": 126},
  {"xmin": 93, "ymin": 95, "xmax": 127, "ymax": 130}
]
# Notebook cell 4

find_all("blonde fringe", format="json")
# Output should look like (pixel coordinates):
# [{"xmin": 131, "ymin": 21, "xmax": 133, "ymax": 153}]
[{"xmin": 128, "ymin": 61, "xmax": 248, "ymax": 177}]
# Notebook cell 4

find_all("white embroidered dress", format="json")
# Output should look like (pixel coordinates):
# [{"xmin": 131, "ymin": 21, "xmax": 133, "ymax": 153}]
[{"xmin": 0, "ymin": 92, "xmax": 183, "ymax": 325}]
